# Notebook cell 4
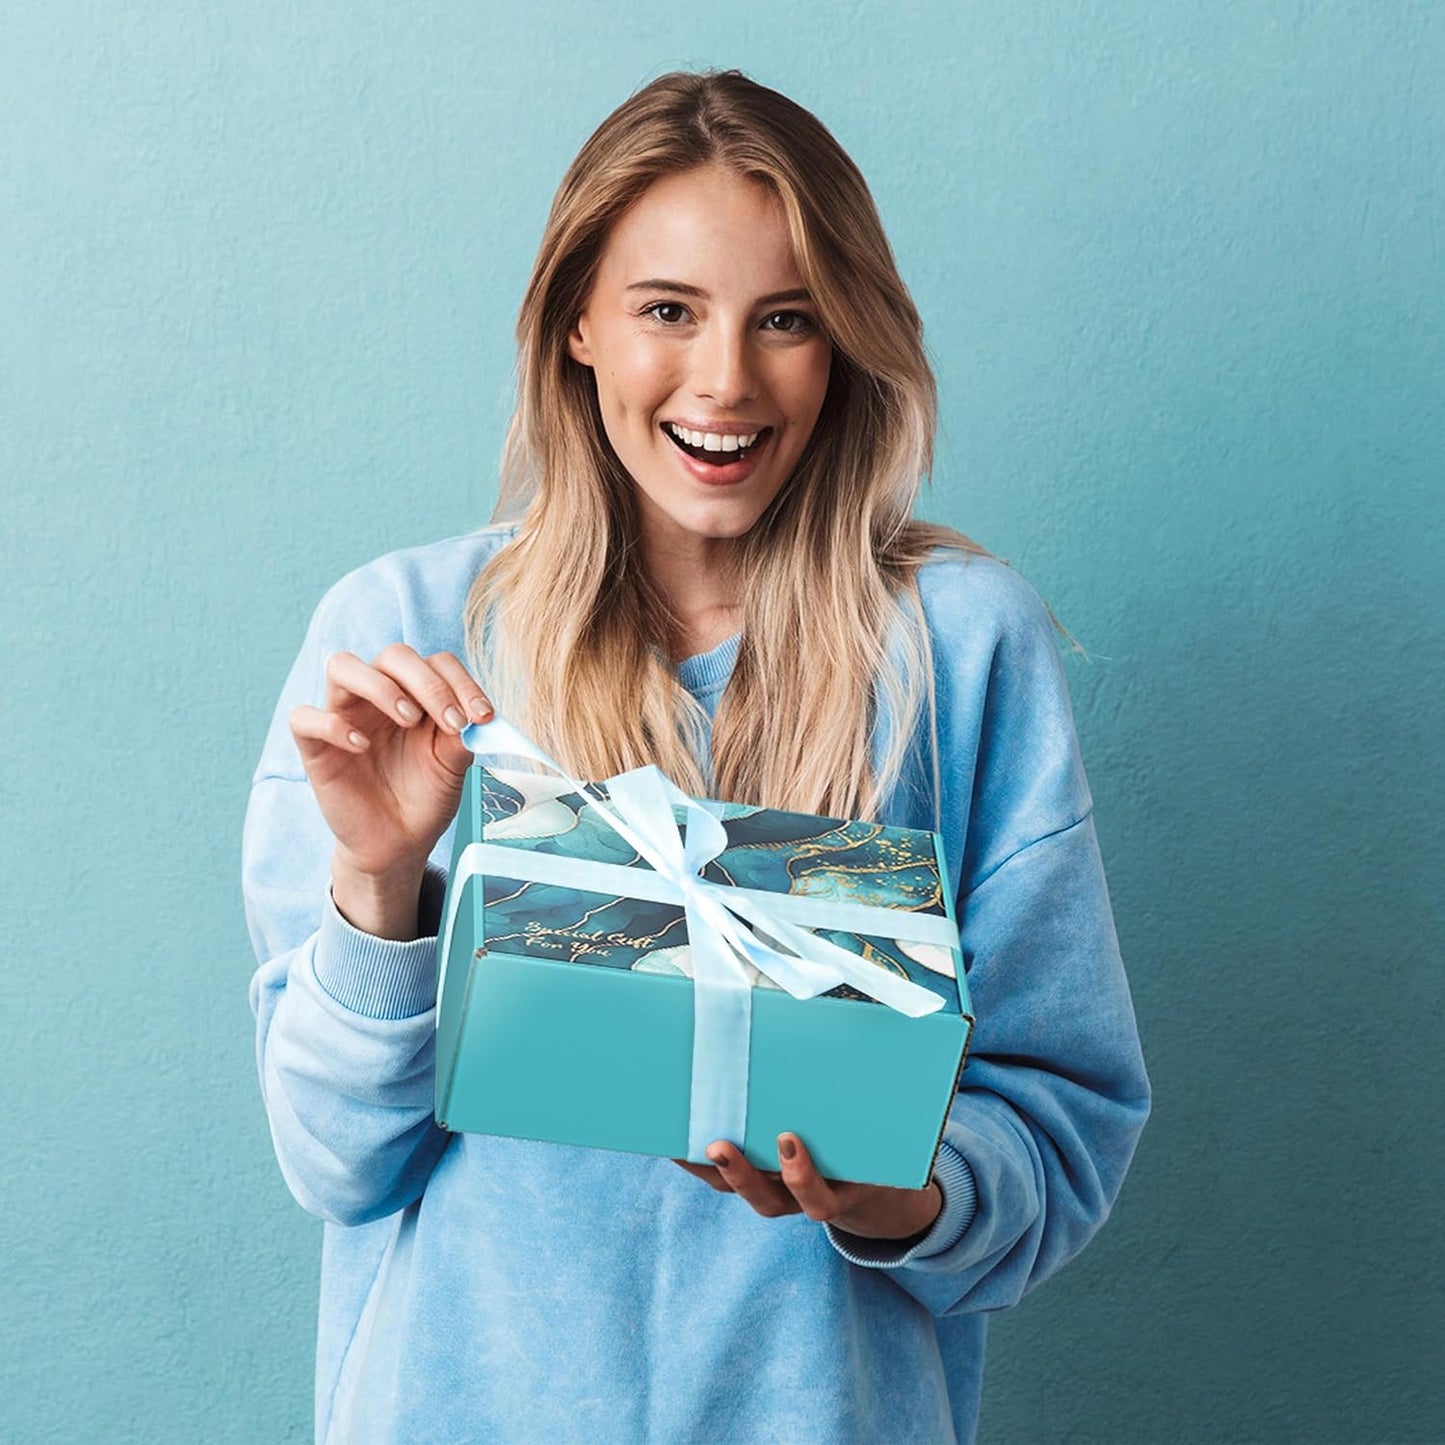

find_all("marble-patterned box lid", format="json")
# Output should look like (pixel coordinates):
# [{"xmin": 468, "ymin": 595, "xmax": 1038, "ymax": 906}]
[{"xmin": 474, "ymin": 767, "xmax": 962, "ymax": 1013}]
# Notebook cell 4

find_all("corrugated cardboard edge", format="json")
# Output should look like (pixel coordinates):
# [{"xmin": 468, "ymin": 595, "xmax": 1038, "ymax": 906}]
[{"xmin": 921, "ymin": 1012, "xmax": 975, "ymax": 1185}]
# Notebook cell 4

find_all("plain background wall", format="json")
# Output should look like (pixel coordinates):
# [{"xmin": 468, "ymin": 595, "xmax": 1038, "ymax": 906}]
[{"xmin": 3, "ymin": 3, "xmax": 1441, "ymax": 1441}]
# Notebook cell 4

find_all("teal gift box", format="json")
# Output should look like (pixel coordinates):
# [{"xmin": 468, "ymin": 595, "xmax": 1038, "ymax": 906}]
[{"xmin": 434, "ymin": 752, "xmax": 973, "ymax": 1189}]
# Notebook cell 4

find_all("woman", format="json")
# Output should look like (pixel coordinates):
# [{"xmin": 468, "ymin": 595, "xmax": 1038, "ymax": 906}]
[{"xmin": 245, "ymin": 69, "xmax": 1150, "ymax": 1444}]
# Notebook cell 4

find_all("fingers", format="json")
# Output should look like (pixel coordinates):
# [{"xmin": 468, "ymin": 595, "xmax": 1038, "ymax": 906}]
[
  {"xmin": 672, "ymin": 1156, "xmax": 782, "ymax": 1187},
  {"xmin": 674, "ymin": 1140, "xmax": 848, "ymax": 1227},
  {"xmin": 702, "ymin": 1142, "xmax": 802, "ymax": 1219},
  {"xmin": 671, "ymin": 1159, "xmax": 733, "ymax": 1193},
  {"xmin": 323, "ymin": 646, "xmax": 491, "ymax": 737},
  {"xmin": 428, "ymin": 651, "xmax": 494, "ymax": 725},
  {"xmin": 676, "ymin": 1137, "xmax": 931, "ymax": 1239},
  {"xmin": 289, "ymin": 702, "xmax": 371, "ymax": 756},
  {"xmin": 774, "ymin": 1133, "xmax": 847, "ymax": 1223}
]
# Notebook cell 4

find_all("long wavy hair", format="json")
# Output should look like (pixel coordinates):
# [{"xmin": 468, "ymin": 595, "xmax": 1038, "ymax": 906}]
[{"xmin": 463, "ymin": 69, "xmax": 985, "ymax": 821}]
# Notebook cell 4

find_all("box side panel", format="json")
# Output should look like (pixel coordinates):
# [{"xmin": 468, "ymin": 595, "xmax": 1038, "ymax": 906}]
[
  {"xmin": 441, "ymin": 953, "xmax": 969, "ymax": 1189},
  {"xmin": 745, "ymin": 991, "xmax": 969, "ymax": 1189},
  {"xmin": 443, "ymin": 954, "xmax": 695, "ymax": 1158},
  {"xmin": 436, "ymin": 766, "xmax": 485, "ymax": 1121}
]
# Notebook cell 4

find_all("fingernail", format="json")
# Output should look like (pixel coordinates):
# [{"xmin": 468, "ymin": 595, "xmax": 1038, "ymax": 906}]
[
  {"xmin": 469, "ymin": 696, "xmax": 493, "ymax": 720},
  {"xmin": 396, "ymin": 699, "xmax": 421, "ymax": 722},
  {"xmin": 707, "ymin": 1150, "xmax": 728, "ymax": 1168},
  {"xmin": 778, "ymin": 1136, "xmax": 796, "ymax": 1161},
  {"xmin": 347, "ymin": 730, "xmax": 368, "ymax": 748},
  {"xmin": 444, "ymin": 706, "xmax": 465, "ymax": 732}
]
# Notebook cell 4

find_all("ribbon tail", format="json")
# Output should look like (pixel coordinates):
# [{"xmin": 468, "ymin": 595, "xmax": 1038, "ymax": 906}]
[{"xmin": 722, "ymin": 891, "xmax": 945, "ymax": 1017}]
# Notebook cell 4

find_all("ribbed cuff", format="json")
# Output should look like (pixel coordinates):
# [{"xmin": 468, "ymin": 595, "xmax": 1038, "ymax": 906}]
[
  {"xmin": 824, "ymin": 1144, "xmax": 978, "ymax": 1268},
  {"xmin": 312, "ymin": 863, "xmax": 450, "ymax": 1020}
]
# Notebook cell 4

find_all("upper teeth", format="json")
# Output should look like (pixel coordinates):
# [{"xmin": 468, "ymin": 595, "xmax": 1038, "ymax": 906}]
[{"xmin": 668, "ymin": 423, "xmax": 760, "ymax": 452}]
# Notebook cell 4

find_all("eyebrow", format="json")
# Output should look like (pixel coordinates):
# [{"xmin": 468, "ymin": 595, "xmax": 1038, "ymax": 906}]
[{"xmin": 624, "ymin": 280, "xmax": 814, "ymax": 306}]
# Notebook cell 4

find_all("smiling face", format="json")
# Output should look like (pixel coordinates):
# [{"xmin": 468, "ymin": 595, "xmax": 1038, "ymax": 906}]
[{"xmin": 566, "ymin": 164, "xmax": 833, "ymax": 562}]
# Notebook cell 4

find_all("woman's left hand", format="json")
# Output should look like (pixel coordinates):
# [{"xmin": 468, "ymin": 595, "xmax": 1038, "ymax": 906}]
[{"xmin": 674, "ymin": 1134, "xmax": 942, "ymax": 1242}]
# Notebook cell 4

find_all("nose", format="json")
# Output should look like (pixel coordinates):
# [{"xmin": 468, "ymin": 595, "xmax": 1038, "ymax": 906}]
[{"xmin": 692, "ymin": 322, "xmax": 758, "ymax": 409}]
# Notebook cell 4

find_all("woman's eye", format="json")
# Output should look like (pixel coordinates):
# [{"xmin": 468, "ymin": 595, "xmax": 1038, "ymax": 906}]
[
  {"xmin": 762, "ymin": 310, "xmax": 816, "ymax": 334},
  {"xmin": 644, "ymin": 301, "xmax": 690, "ymax": 324}
]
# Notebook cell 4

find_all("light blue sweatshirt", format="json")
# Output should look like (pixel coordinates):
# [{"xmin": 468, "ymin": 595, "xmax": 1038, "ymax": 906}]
[{"xmin": 244, "ymin": 524, "xmax": 1150, "ymax": 1444}]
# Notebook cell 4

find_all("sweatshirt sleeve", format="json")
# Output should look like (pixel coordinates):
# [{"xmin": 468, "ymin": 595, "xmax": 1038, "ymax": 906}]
[
  {"xmin": 824, "ymin": 563, "xmax": 1151, "ymax": 1314},
  {"xmin": 243, "ymin": 572, "xmax": 454, "ymax": 1227}
]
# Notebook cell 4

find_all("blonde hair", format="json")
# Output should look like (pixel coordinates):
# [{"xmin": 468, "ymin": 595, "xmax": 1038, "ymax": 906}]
[{"xmin": 464, "ymin": 69, "xmax": 985, "ymax": 821}]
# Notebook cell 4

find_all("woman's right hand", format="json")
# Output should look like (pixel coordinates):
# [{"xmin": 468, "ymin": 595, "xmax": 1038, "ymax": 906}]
[{"xmin": 288, "ymin": 645, "xmax": 493, "ymax": 932}]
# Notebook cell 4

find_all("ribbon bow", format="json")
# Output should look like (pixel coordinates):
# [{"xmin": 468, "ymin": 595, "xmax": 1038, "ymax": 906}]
[{"xmin": 438, "ymin": 716, "xmax": 955, "ymax": 1162}]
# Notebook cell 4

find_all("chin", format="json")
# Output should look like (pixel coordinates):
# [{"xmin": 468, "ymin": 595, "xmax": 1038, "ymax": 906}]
[{"xmin": 679, "ymin": 505, "xmax": 772, "ymax": 541}]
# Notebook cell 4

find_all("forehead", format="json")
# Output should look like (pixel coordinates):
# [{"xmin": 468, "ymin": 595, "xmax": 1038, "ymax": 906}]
[{"xmin": 595, "ymin": 165, "xmax": 806, "ymax": 292}]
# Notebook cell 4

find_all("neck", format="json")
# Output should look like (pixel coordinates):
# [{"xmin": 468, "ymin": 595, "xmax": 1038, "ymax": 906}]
[{"xmin": 639, "ymin": 528, "xmax": 744, "ymax": 663}]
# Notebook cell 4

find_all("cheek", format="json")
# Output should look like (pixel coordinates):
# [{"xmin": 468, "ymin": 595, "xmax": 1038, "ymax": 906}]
[
  {"xmin": 602, "ymin": 342, "xmax": 673, "ymax": 421},
  {"xmin": 780, "ymin": 352, "xmax": 832, "ymax": 440},
  {"xmin": 783, "ymin": 346, "xmax": 831, "ymax": 414}
]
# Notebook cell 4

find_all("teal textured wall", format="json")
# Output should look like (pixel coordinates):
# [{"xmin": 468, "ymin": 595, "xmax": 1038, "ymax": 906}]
[{"xmin": 3, "ymin": 3, "xmax": 1440, "ymax": 1440}]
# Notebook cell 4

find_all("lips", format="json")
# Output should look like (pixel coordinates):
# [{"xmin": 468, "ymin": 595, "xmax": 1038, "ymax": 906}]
[
  {"xmin": 660, "ymin": 422, "xmax": 772, "ymax": 485},
  {"xmin": 662, "ymin": 424, "xmax": 772, "ymax": 467}
]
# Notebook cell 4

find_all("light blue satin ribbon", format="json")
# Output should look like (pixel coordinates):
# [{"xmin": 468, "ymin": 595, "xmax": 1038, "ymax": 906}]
[{"xmin": 439, "ymin": 716, "xmax": 954, "ymax": 1162}]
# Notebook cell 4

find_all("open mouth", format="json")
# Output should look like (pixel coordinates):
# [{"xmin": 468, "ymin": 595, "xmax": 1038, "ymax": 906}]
[{"xmin": 662, "ymin": 424, "xmax": 772, "ymax": 467}]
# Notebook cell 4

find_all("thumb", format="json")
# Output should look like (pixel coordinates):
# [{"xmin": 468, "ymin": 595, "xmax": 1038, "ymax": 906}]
[{"xmin": 434, "ymin": 720, "xmax": 476, "ymax": 779}]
